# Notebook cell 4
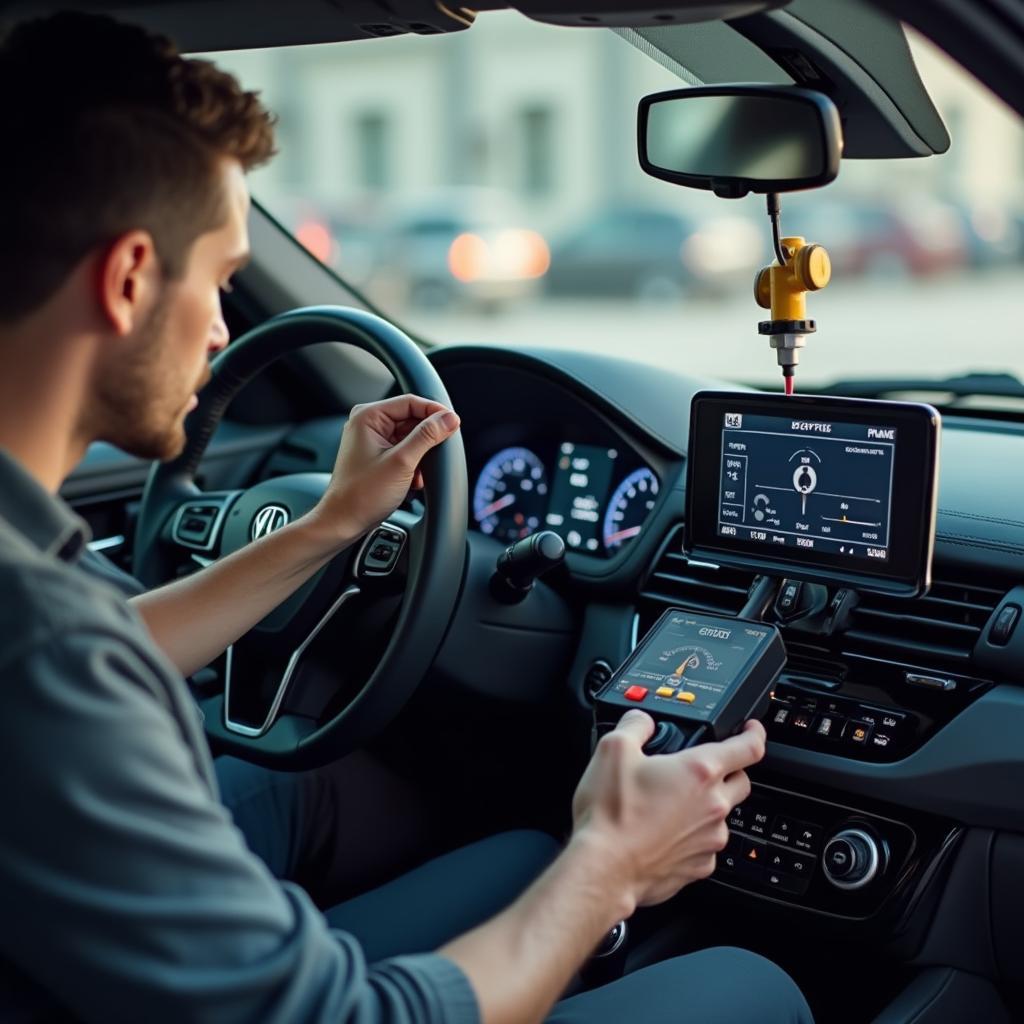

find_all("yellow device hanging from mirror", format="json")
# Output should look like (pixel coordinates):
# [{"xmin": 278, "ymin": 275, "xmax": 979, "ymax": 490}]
[{"xmin": 638, "ymin": 84, "xmax": 844, "ymax": 392}]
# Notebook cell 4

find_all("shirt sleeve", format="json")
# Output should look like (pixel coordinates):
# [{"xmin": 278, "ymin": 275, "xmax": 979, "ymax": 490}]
[{"xmin": 0, "ymin": 628, "xmax": 480, "ymax": 1024}]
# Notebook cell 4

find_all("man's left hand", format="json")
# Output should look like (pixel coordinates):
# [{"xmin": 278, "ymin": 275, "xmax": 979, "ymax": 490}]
[{"xmin": 310, "ymin": 394, "xmax": 461, "ymax": 547}]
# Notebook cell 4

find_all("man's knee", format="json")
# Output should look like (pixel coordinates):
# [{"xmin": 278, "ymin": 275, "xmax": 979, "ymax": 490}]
[
  {"xmin": 685, "ymin": 946, "xmax": 813, "ymax": 1023},
  {"xmin": 549, "ymin": 944, "xmax": 812, "ymax": 1023}
]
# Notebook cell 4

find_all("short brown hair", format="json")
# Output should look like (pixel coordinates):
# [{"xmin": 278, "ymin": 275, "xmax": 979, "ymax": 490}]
[{"xmin": 0, "ymin": 12, "xmax": 276, "ymax": 322}]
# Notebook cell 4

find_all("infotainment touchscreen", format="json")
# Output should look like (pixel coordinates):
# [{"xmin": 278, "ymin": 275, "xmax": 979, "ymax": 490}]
[{"xmin": 686, "ymin": 392, "xmax": 940, "ymax": 596}]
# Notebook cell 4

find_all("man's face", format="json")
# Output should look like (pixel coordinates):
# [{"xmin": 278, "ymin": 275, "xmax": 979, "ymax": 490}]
[{"xmin": 96, "ymin": 159, "xmax": 250, "ymax": 461}]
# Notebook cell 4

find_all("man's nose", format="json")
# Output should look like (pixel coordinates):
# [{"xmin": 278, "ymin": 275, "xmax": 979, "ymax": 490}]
[{"xmin": 209, "ymin": 309, "xmax": 230, "ymax": 355}]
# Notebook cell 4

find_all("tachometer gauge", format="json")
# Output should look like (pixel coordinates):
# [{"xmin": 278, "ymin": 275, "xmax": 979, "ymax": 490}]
[
  {"xmin": 473, "ymin": 447, "xmax": 549, "ymax": 542},
  {"xmin": 603, "ymin": 468, "xmax": 659, "ymax": 551}
]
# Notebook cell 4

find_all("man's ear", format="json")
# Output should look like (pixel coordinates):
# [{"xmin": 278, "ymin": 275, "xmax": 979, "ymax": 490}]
[{"xmin": 97, "ymin": 231, "xmax": 160, "ymax": 337}]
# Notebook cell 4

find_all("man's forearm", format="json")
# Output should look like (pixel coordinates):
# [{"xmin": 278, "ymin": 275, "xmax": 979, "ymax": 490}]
[
  {"xmin": 131, "ymin": 511, "xmax": 359, "ymax": 677},
  {"xmin": 440, "ymin": 830, "xmax": 634, "ymax": 1024}
]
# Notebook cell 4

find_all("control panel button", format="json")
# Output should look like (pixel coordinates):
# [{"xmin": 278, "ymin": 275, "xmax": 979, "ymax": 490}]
[
  {"xmin": 990, "ymin": 604, "xmax": 1021, "ymax": 647},
  {"xmin": 766, "ymin": 869, "xmax": 809, "ymax": 896},
  {"xmin": 676, "ymin": 691, "xmax": 697, "ymax": 703},
  {"xmin": 791, "ymin": 711, "xmax": 814, "ymax": 731},
  {"xmin": 793, "ymin": 823, "xmax": 823, "ymax": 854},
  {"xmin": 624, "ymin": 686, "xmax": 648, "ymax": 702},
  {"xmin": 656, "ymin": 687, "xmax": 675, "ymax": 698},
  {"xmin": 738, "ymin": 838, "xmax": 767, "ymax": 881},
  {"xmin": 822, "ymin": 828, "xmax": 882, "ymax": 890},
  {"xmin": 844, "ymin": 720, "xmax": 873, "ymax": 746},
  {"xmin": 771, "ymin": 705, "xmax": 791, "ymax": 726},
  {"xmin": 783, "ymin": 850, "xmax": 816, "ymax": 879},
  {"xmin": 768, "ymin": 816, "xmax": 795, "ymax": 845},
  {"xmin": 747, "ymin": 807, "xmax": 772, "ymax": 839},
  {"xmin": 815, "ymin": 715, "xmax": 843, "ymax": 739},
  {"xmin": 719, "ymin": 832, "xmax": 744, "ymax": 874}
]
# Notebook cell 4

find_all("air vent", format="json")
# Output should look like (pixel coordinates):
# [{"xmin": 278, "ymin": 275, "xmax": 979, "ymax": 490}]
[
  {"xmin": 845, "ymin": 579, "xmax": 1004, "ymax": 668},
  {"xmin": 637, "ymin": 524, "xmax": 756, "ymax": 632}
]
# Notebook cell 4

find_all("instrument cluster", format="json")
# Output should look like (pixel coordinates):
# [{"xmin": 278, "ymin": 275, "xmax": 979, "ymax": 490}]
[{"xmin": 471, "ymin": 440, "xmax": 659, "ymax": 557}]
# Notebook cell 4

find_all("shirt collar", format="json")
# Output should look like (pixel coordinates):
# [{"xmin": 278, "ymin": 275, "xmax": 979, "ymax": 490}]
[{"xmin": 0, "ymin": 448, "xmax": 90, "ymax": 562}]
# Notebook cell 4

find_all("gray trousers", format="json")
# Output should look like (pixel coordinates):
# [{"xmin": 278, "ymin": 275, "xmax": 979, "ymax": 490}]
[{"xmin": 217, "ymin": 755, "xmax": 814, "ymax": 1024}]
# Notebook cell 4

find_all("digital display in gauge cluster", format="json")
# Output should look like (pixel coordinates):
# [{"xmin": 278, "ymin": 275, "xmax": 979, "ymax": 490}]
[{"xmin": 472, "ymin": 441, "xmax": 659, "ymax": 556}]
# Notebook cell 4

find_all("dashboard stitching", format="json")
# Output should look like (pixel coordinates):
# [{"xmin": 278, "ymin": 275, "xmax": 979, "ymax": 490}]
[
  {"xmin": 940, "ymin": 509, "xmax": 1024, "ymax": 529},
  {"xmin": 936, "ymin": 533, "xmax": 1024, "ymax": 555}
]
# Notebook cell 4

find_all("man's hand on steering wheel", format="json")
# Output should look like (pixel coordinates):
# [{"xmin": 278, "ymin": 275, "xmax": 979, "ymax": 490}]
[{"xmin": 310, "ymin": 395, "xmax": 461, "ymax": 548}]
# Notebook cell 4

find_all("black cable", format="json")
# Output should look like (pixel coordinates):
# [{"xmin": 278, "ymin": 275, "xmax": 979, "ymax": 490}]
[{"xmin": 767, "ymin": 192, "xmax": 788, "ymax": 266}]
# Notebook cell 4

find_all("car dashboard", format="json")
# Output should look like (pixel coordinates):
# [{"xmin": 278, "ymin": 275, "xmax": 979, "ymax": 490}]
[{"xmin": 431, "ymin": 342, "xmax": 1024, "ymax": 936}]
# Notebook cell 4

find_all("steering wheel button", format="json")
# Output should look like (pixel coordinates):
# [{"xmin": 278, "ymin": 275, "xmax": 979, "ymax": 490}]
[{"xmin": 624, "ymin": 685, "xmax": 648, "ymax": 702}]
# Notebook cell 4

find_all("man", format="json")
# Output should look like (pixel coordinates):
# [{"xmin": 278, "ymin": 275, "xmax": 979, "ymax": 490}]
[{"xmin": 0, "ymin": 11, "xmax": 813, "ymax": 1024}]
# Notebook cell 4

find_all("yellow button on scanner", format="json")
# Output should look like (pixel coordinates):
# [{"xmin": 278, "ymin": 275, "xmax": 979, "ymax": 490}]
[
  {"xmin": 676, "ymin": 691, "xmax": 697, "ymax": 703},
  {"xmin": 656, "ymin": 687, "xmax": 676, "ymax": 698}
]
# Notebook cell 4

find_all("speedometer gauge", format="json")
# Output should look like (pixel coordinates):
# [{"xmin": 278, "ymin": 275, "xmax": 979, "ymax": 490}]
[
  {"xmin": 603, "ymin": 468, "xmax": 659, "ymax": 551},
  {"xmin": 473, "ymin": 447, "xmax": 549, "ymax": 542}
]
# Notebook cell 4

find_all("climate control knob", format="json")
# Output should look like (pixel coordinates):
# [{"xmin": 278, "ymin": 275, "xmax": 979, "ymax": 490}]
[{"xmin": 822, "ymin": 828, "xmax": 882, "ymax": 890}]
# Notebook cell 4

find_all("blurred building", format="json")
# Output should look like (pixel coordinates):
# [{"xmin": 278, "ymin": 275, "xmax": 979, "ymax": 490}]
[{"xmin": 213, "ymin": 11, "xmax": 1024, "ymax": 239}]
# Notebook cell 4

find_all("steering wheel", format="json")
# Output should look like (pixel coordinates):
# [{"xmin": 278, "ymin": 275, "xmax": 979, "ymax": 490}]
[{"xmin": 133, "ymin": 306, "xmax": 467, "ymax": 769}]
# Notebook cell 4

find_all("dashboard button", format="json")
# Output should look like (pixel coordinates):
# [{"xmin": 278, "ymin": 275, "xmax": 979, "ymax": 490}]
[
  {"xmin": 770, "ymin": 705, "xmax": 791, "ymax": 726},
  {"xmin": 747, "ymin": 807, "xmax": 771, "ymax": 839},
  {"xmin": 718, "ymin": 832, "xmax": 744, "ymax": 874},
  {"xmin": 792, "ymin": 712, "xmax": 814, "ymax": 731},
  {"xmin": 783, "ymin": 850, "xmax": 816, "ymax": 879},
  {"xmin": 767, "ymin": 870, "xmax": 810, "ymax": 896},
  {"xmin": 793, "ymin": 823, "xmax": 823, "ymax": 853},
  {"xmin": 656, "ymin": 686, "xmax": 675, "ymax": 698},
  {"xmin": 990, "ymin": 604, "xmax": 1021, "ymax": 646},
  {"xmin": 624, "ymin": 686, "xmax": 648, "ymax": 702},
  {"xmin": 676, "ymin": 691, "xmax": 697, "ymax": 703},
  {"xmin": 815, "ymin": 714, "xmax": 843, "ymax": 739},
  {"xmin": 738, "ymin": 838, "xmax": 767, "ymax": 881},
  {"xmin": 844, "ymin": 720, "xmax": 873, "ymax": 746},
  {"xmin": 768, "ymin": 816, "xmax": 795, "ymax": 845}
]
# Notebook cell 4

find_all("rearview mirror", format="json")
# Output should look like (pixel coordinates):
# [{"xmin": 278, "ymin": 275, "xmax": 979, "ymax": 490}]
[{"xmin": 638, "ymin": 85, "xmax": 842, "ymax": 198}]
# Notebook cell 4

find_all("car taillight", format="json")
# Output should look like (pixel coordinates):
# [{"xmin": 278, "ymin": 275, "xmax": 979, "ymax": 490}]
[
  {"xmin": 495, "ymin": 229, "xmax": 550, "ymax": 279},
  {"xmin": 295, "ymin": 220, "xmax": 335, "ymax": 264},
  {"xmin": 448, "ymin": 232, "xmax": 489, "ymax": 282}
]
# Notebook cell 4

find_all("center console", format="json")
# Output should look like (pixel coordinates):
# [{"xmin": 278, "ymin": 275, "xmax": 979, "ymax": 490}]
[{"xmin": 714, "ymin": 781, "xmax": 935, "ymax": 918}]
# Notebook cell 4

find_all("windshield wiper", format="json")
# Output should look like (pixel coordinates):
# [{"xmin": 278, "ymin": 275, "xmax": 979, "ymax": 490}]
[{"xmin": 816, "ymin": 372, "xmax": 1024, "ymax": 403}]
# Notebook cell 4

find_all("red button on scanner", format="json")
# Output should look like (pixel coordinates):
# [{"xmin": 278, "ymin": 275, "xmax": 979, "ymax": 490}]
[{"xmin": 625, "ymin": 685, "xmax": 649, "ymax": 702}]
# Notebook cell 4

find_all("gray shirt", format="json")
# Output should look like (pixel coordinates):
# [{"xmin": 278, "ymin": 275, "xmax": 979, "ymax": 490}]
[{"xmin": 0, "ymin": 448, "xmax": 479, "ymax": 1024}]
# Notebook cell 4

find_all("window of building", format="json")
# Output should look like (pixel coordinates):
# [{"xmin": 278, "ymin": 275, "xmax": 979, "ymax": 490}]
[
  {"xmin": 355, "ymin": 110, "xmax": 392, "ymax": 191},
  {"xmin": 520, "ymin": 105, "xmax": 555, "ymax": 196}
]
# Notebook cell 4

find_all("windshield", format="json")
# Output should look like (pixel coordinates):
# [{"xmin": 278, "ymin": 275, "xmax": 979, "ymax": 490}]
[{"xmin": 209, "ymin": 11, "xmax": 1023, "ymax": 399}]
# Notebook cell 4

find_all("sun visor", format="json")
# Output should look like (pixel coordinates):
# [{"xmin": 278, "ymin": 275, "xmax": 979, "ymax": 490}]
[
  {"xmin": 501, "ymin": 0, "xmax": 791, "ymax": 28},
  {"xmin": 626, "ymin": 0, "xmax": 950, "ymax": 159}
]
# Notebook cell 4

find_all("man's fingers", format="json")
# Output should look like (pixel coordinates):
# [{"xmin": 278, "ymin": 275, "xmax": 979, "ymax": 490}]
[
  {"xmin": 708, "ymin": 720, "xmax": 767, "ymax": 777},
  {"xmin": 612, "ymin": 709, "xmax": 656, "ymax": 748},
  {"xmin": 393, "ymin": 408, "xmax": 461, "ymax": 465},
  {"xmin": 354, "ymin": 394, "xmax": 449, "ymax": 429},
  {"xmin": 721, "ymin": 768, "xmax": 752, "ymax": 810}
]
